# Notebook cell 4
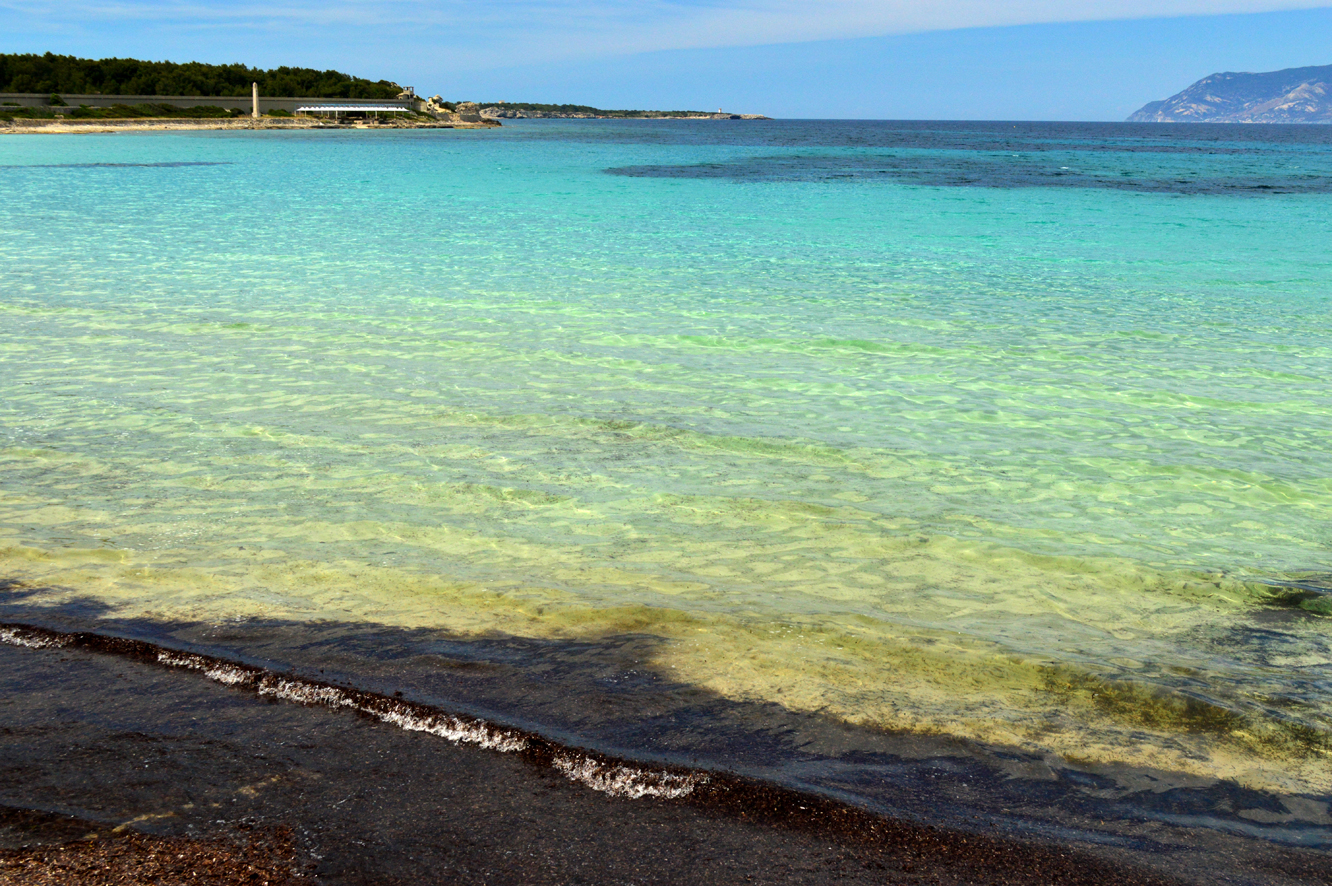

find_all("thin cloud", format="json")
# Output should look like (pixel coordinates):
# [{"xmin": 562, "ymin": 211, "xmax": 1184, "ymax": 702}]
[{"xmin": 6, "ymin": 0, "xmax": 1330, "ymax": 65}]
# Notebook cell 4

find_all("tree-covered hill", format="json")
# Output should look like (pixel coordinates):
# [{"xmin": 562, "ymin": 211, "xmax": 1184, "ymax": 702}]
[{"xmin": 0, "ymin": 53, "xmax": 401, "ymax": 99}]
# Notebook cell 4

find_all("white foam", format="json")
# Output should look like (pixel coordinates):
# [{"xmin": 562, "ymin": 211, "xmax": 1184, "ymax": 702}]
[
  {"xmin": 157, "ymin": 651, "xmax": 255, "ymax": 686},
  {"xmin": 372, "ymin": 706, "xmax": 529, "ymax": 753},
  {"xmin": 552, "ymin": 754, "xmax": 703, "ymax": 799},
  {"xmin": 156, "ymin": 651, "xmax": 529, "ymax": 754},
  {"xmin": 257, "ymin": 677, "xmax": 359, "ymax": 709},
  {"xmin": 0, "ymin": 627, "xmax": 70, "ymax": 649},
  {"xmin": 28, "ymin": 635, "xmax": 694, "ymax": 798}
]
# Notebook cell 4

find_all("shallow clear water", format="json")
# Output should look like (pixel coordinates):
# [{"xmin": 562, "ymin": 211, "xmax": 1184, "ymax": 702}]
[{"xmin": 1, "ymin": 121, "xmax": 1330, "ymax": 795}]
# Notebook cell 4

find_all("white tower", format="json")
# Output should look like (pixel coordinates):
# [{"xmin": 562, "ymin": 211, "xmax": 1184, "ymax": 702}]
[{"xmin": 252, "ymin": 82, "xmax": 259, "ymax": 118}]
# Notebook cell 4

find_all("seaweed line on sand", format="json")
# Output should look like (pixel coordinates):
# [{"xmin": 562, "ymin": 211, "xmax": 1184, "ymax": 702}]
[{"xmin": 1, "ymin": 622, "xmax": 702, "ymax": 800}]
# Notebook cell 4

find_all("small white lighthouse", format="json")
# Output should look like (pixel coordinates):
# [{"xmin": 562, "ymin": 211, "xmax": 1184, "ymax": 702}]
[{"xmin": 252, "ymin": 82, "xmax": 259, "ymax": 118}]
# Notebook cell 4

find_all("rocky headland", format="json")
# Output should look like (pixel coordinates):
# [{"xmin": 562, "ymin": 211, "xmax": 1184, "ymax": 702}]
[
  {"xmin": 476, "ymin": 102, "xmax": 767, "ymax": 120},
  {"xmin": 1128, "ymin": 63, "xmax": 1332, "ymax": 123}
]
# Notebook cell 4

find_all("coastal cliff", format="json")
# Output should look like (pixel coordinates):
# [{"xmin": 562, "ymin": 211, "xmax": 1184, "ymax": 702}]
[{"xmin": 1128, "ymin": 63, "xmax": 1332, "ymax": 123}]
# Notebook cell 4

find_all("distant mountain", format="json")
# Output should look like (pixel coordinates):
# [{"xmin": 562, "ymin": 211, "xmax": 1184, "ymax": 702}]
[{"xmin": 1128, "ymin": 64, "xmax": 1332, "ymax": 123}]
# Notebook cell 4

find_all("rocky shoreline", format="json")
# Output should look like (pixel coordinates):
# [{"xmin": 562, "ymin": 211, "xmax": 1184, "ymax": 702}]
[
  {"xmin": 0, "ymin": 97, "xmax": 767, "ymax": 133},
  {"xmin": 479, "ymin": 107, "xmax": 767, "ymax": 120}
]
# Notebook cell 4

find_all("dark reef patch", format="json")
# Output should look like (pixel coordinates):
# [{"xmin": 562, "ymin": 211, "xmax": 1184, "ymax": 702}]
[{"xmin": 606, "ymin": 153, "xmax": 1332, "ymax": 194}]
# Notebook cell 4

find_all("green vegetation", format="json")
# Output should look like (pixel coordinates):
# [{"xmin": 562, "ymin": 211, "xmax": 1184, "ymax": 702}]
[
  {"xmin": 265, "ymin": 108, "xmax": 294, "ymax": 117},
  {"xmin": 479, "ymin": 101, "xmax": 711, "ymax": 117},
  {"xmin": 0, "ymin": 53, "xmax": 401, "ymax": 99},
  {"xmin": 0, "ymin": 103, "xmax": 246, "ymax": 122}
]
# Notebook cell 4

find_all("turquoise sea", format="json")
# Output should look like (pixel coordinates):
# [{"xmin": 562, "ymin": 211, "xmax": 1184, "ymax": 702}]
[{"xmin": 1, "ymin": 121, "xmax": 1330, "ymax": 821}]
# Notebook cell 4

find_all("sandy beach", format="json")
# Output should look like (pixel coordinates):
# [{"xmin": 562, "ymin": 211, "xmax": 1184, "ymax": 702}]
[
  {"xmin": 0, "ymin": 117, "xmax": 497, "ymax": 134},
  {"xmin": 1, "ymin": 619, "xmax": 1326, "ymax": 886}
]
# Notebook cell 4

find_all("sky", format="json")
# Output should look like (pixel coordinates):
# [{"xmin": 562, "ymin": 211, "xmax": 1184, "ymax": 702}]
[{"xmin": 3, "ymin": 0, "xmax": 1331, "ymax": 118}]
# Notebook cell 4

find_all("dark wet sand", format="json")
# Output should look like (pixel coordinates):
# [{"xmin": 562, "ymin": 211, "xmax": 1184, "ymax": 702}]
[{"xmin": 1, "ymin": 628, "xmax": 1327, "ymax": 886}]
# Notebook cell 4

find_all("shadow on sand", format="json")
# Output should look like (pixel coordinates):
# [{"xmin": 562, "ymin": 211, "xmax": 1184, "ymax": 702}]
[{"xmin": 1, "ymin": 579, "xmax": 1328, "ymax": 885}]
